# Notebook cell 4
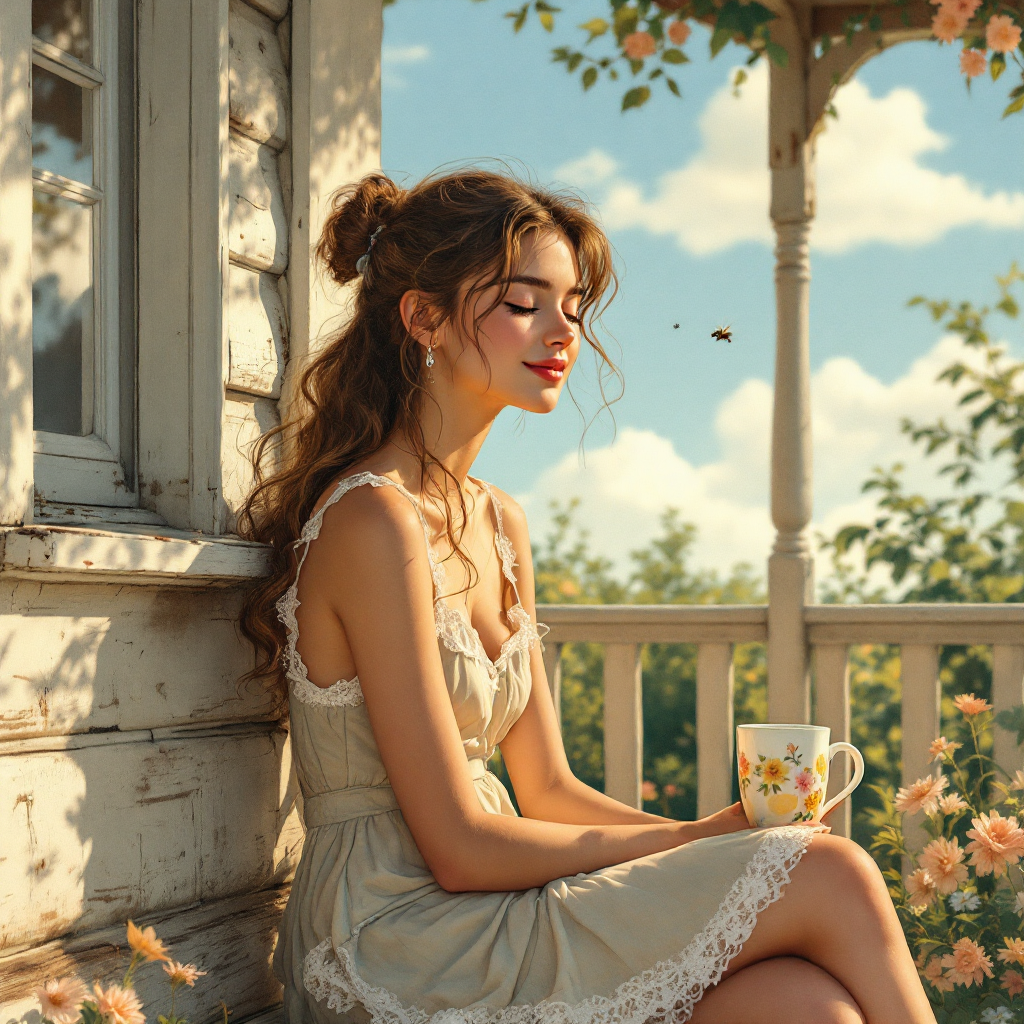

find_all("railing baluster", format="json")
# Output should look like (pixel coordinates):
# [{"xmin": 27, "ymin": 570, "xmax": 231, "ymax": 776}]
[
  {"xmin": 993, "ymin": 645, "xmax": 1024, "ymax": 774},
  {"xmin": 813, "ymin": 643, "xmax": 852, "ymax": 838},
  {"xmin": 901, "ymin": 644, "xmax": 942, "ymax": 852},
  {"xmin": 542, "ymin": 641, "xmax": 563, "ymax": 732},
  {"xmin": 603, "ymin": 643, "xmax": 643, "ymax": 809},
  {"xmin": 696, "ymin": 643, "xmax": 735, "ymax": 818}
]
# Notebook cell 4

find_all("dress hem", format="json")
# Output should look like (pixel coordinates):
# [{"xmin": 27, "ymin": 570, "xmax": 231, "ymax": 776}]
[{"xmin": 301, "ymin": 823, "xmax": 828, "ymax": 1024}]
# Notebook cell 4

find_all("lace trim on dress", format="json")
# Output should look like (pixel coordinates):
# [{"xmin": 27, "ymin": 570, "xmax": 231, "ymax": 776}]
[
  {"xmin": 278, "ymin": 472, "xmax": 546, "ymax": 708},
  {"xmin": 302, "ymin": 824, "xmax": 827, "ymax": 1024}
]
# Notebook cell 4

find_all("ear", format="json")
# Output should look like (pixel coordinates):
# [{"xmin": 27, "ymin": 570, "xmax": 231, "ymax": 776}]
[{"xmin": 399, "ymin": 290, "xmax": 440, "ymax": 348}]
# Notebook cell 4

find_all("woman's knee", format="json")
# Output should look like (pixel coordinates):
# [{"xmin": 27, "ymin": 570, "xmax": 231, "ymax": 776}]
[{"xmin": 800, "ymin": 834, "xmax": 886, "ymax": 902}]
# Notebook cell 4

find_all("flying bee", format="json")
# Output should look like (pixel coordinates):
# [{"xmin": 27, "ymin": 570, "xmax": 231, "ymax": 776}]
[
  {"xmin": 673, "ymin": 323, "xmax": 680, "ymax": 329},
  {"xmin": 711, "ymin": 325, "xmax": 733, "ymax": 343}
]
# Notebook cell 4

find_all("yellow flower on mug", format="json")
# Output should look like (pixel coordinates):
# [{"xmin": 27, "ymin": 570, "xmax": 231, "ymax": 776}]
[
  {"xmin": 762, "ymin": 758, "xmax": 787, "ymax": 785},
  {"xmin": 814, "ymin": 754, "xmax": 827, "ymax": 778},
  {"xmin": 803, "ymin": 789, "xmax": 822, "ymax": 816}
]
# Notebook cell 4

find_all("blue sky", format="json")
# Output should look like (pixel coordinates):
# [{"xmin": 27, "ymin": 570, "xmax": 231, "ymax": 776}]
[{"xmin": 381, "ymin": 1, "xmax": 1024, "ymax": 579}]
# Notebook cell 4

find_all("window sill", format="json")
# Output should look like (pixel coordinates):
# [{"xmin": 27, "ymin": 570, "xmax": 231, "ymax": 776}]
[{"xmin": 0, "ymin": 523, "xmax": 271, "ymax": 586}]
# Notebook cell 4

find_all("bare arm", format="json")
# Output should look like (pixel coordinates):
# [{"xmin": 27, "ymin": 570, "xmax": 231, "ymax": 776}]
[
  {"xmin": 315, "ymin": 486, "xmax": 747, "ymax": 893},
  {"xmin": 492, "ymin": 489, "xmax": 750, "ymax": 833}
]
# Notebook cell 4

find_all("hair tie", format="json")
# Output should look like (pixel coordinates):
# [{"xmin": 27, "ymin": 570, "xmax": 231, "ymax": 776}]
[{"xmin": 355, "ymin": 225, "xmax": 384, "ymax": 275}]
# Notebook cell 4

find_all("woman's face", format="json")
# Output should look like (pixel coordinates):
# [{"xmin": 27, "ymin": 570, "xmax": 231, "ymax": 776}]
[{"xmin": 440, "ymin": 229, "xmax": 582, "ymax": 415}]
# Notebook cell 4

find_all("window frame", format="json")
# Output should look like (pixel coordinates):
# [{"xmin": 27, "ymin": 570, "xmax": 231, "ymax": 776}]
[{"xmin": 30, "ymin": 1, "xmax": 136, "ymax": 508}]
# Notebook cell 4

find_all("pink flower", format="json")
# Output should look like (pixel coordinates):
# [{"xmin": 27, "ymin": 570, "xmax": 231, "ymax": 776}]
[
  {"xmin": 954, "ymin": 693, "xmax": 993, "ymax": 716},
  {"xmin": 920, "ymin": 836, "xmax": 968, "ymax": 894},
  {"xmin": 960, "ymin": 48, "xmax": 987, "ymax": 77},
  {"xmin": 35, "ymin": 978, "xmax": 88, "ymax": 1024},
  {"xmin": 667, "ymin": 20, "xmax": 691, "ymax": 46},
  {"xmin": 895, "ymin": 774, "xmax": 948, "ymax": 815},
  {"xmin": 987, "ymin": 13, "xmax": 1022, "ymax": 52},
  {"xmin": 905, "ymin": 868, "xmax": 938, "ymax": 908},
  {"xmin": 663, "ymin": 783, "xmax": 677, "ymax": 798},
  {"xmin": 941, "ymin": 937, "xmax": 994, "ymax": 987},
  {"xmin": 938, "ymin": 792, "xmax": 969, "ymax": 815},
  {"xmin": 1003, "ymin": 969, "xmax": 1024, "ymax": 996},
  {"xmin": 641, "ymin": 780, "xmax": 658, "ymax": 801},
  {"xmin": 966, "ymin": 809, "xmax": 1024, "ymax": 876},
  {"xmin": 929, "ymin": 736, "xmax": 963, "ymax": 761},
  {"xmin": 933, "ymin": 5, "xmax": 969, "ymax": 43},
  {"xmin": 795, "ymin": 768, "xmax": 814, "ymax": 794},
  {"xmin": 924, "ymin": 955, "xmax": 956, "ymax": 992},
  {"xmin": 623, "ymin": 31, "xmax": 657, "ymax": 60},
  {"xmin": 91, "ymin": 984, "xmax": 144, "ymax": 1024}
]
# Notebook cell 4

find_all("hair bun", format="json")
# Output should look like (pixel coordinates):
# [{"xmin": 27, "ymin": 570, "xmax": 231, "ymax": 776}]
[{"xmin": 315, "ymin": 174, "xmax": 405, "ymax": 286}]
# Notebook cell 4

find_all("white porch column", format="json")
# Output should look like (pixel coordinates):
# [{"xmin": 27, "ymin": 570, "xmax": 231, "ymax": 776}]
[{"xmin": 767, "ymin": 8, "xmax": 815, "ymax": 724}]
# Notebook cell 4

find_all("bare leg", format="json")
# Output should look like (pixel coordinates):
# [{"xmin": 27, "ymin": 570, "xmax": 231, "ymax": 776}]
[
  {"xmin": 713, "ymin": 833, "xmax": 934, "ymax": 1024},
  {"xmin": 690, "ymin": 956, "xmax": 865, "ymax": 1024}
]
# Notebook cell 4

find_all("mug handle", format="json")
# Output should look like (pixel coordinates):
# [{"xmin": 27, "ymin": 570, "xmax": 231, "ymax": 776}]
[{"xmin": 820, "ymin": 741, "xmax": 866, "ymax": 818}]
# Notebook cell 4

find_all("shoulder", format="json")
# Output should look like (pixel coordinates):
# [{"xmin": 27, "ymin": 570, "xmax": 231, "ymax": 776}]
[{"xmin": 480, "ymin": 482, "xmax": 532, "ymax": 559}]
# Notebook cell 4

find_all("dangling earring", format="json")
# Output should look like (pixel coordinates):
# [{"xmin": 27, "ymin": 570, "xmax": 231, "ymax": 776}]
[{"xmin": 425, "ymin": 336, "xmax": 436, "ymax": 384}]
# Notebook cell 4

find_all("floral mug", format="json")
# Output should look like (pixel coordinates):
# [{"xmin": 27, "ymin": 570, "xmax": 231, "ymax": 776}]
[{"xmin": 737, "ymin": 724, "xmax": 865, "ymax": 827}]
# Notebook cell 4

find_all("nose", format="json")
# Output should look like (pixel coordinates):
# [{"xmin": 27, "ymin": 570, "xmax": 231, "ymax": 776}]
[{"xmin": 545, "ymin": 313, "xmax": 576, "ymax": 348}]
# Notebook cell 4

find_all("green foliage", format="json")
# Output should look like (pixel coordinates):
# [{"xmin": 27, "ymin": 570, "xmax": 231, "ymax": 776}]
[{"xmin": 530, "ymin": 500, "xmax": 765, "ymax": 818}]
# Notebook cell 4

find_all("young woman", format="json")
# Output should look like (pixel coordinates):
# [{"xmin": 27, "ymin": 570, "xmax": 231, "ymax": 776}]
[{"xmin": 238, "ymin": 170, "xmax": 935, "ymax": 1024}]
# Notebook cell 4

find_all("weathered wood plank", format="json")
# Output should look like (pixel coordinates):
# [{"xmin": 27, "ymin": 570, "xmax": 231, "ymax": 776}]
[
  {"xmin": 538, "ymin": 606, "xmax": 767, "ymax": 645},
  {"xmin": 603, "ymin": 644, "xmax": 643, "ymax": 809},
  {"xmin": 0, "ymin": 526, "xmax": 271, "ymax": 588},
  {"xmin": 240, "ymin": 0, "xmax": 289, "ymax": 21},
  {"xmin": 229, "ymin": 0, "xmax": 289, "ymax": 150},
  {"xmin": 0, "ymin": 728, "xmax": 301, "ymax": 953},
  {"xmin": 993, "ymin": 645, "xmax": 1024, "ymax": 776},
  {"xmin": 229, "ymin": 264, "xmax": 287, "ymax": 398},
  {"xmin": 807, "ymin": 604, "xmax": 1024, "ymax": 646},
  {"xmin": 0, "ymin": 886, "xmax": 289, "ymax": 1024},
  {"xmin": 813, "ymin": 643, "xmax": 851, "ymax": 838},
  {"xmin": 230, "ymin": 131, "xmax": 288, "ymax": 275},
  {"xmin": 221, "ymin": 391, "xmax": 281, "ymax": 533},
  {"xmin": 0, "ymin": 579, "xmax": 278, "ymax": 740},
  {"xmin": 901, "ymin": 644, "xmax": 941, "ymax": 853},
  {"xmin": 696, "ymin": 643, "xmax": 734, "ymax": 818}
]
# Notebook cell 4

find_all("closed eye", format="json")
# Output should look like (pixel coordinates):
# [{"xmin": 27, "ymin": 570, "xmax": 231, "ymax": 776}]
[{"xmin": 506, "ymin": 301, "xmax": 582, "ymax": 327}]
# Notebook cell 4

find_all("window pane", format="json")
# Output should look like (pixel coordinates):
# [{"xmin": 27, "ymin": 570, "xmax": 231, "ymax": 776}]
[
  {"xmin": 32, "ymin": 64, "xmax": 92, "ymax": 184},
  {"xmin": 33, "ymin": 0, "xmax": 92, "ymax": 64},
  {"xmin": 33, "ymin": 192, "xmax": 94, "ymax": 436}
]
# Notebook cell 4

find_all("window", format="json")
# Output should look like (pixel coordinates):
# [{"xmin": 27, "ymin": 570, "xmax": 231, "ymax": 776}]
[{"xmin": 31, "ymin": 0, "xmax": 136, "ymax": 509}]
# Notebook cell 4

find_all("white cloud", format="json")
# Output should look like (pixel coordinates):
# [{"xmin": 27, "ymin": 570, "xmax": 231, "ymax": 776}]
[
  {"xmin": 382, "ymin": 43, "xmax": 430, "ymax": 89},
  {"xmin": 517, "ymin": 335, "xmax": 1002, "ymax": 585},
  {"xmin": 554, "ymin": 63, "xmax": 1024, "ymax": 255}
]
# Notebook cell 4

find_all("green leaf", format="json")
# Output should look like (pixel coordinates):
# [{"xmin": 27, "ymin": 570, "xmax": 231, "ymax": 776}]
[
  {"xmin": 662, "ymin": 47, "xmax": 689, "ymax": 64},
  {"xmin": 612, "ymin": 4, "xmax": 639, "ymax": 42},
  {"xmin": 539, "ymin": 11, "xmax": 555, "ymax": 31},
  {"xmin": 506, "ymin": 4, "xmax": 529, "ymax": 33},
  {"xmin": 991, "ymin": 52, "xmax": 1006, "ymax": 80},
  {"xmin": 765, "ymin": 40, "xmax": 789, "ymax": 67},
  {"xmin": 666, "ymin": 76, "xmax": 680, "ymax": 97},
  {"xmin": 582, "ymin": 65, "xmax": 598, "ymax": 90},
  {"xmin": 733, "ymin": 68, "xmax": 748, "ymax": 89},
  {"xmin": 1003, "ymin": 92, "xmax": 1024, "ymax": 116},
  {"xmin": 622, "ymin": 85, "xmax": 651, "ymax": 111},
  {"xmin": 868, "ymin": 13, "xmax": 882, "ymax": 30},
  {"xmin": 819, "ymin": 33, "xmax": 832, "ymax": 55},
  {"xmin": 997, "ymin": 294, "xmax": 1020, "ymax": 315},
  {"xmin": 566, "ymin": 52, "xmax": 583, "ymax": 72},
  {"xmin": 648, "ymin": 67, "xmax": 663, "ymax": 79},
  {"xmin": 709, "ymin": 25, "xmax": 733, "ymax": 57},
  {"xmin": 578, "ymin": 17, "xmax": 609, "ymax": 41}
]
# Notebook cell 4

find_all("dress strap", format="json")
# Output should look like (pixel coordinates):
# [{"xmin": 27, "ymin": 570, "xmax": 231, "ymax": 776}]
[{"xmin": 475, "ymin": 479, "xmax": 523, "ymax": 608}]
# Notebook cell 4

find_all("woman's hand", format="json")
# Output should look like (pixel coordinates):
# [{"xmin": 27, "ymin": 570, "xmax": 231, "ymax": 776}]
[{"xmin": 694, "ymin": 801, "xmax": 753, "ymax": 840}]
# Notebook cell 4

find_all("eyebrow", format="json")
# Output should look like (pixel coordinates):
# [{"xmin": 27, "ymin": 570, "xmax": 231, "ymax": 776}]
[{"xmin": 508, "ymin": 275, "xmax": 584, "ymax": 297}]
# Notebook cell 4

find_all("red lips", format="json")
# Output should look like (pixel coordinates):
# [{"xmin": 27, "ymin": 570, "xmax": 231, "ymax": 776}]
[{"xmin": 523, "ymin": 358, "xmax": 568, "ymax": 383}]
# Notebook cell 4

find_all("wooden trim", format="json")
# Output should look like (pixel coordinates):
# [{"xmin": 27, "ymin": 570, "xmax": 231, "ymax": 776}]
[
  {"xmin": 31, "ymin": 38, "xmax": 104, "ymax": 86},
  {"xmin": 0, "ymin": 1, "xmax": 35, "ymax": 524},
  {"xmin": 0, "ymin": 522, "xmax": 271, "ymax": 583},
  {"xmin": 0, "ymin": 886, "xmax": 289, "ymax": 1020},
  {"xmin": 31, "ymin": 167, "xmax": 103, "ymax": 202},
  {"xmin": 537, "ymin": 604, "xmax": 768, "ymax": 644},
  {"xmin": 696, "ymin": 643, "xmax": 735, "ymax": 818},
  {"xmin": 603, "ymin": 643, "xmax": 643, "ymax": 808},
  {"xmin": 807, "ymin": 603, "xmax": 1024, "ymax": 644},
  {"xmin": 813, "ymin": 643, "xmax": 852, "ymax": 837}
]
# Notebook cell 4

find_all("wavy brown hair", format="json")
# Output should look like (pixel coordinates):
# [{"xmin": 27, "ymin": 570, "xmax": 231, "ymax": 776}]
[{"xmin": 236, "ymin": 168, "xmax": 619, "ymax": 699}]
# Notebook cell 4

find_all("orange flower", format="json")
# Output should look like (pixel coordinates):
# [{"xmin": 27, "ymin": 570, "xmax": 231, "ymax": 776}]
[
  {"xmin": 932, "ymin": 5, "xmax": 969, "ymax": 42},
  {"xmin": 622, "ymin": 31, "xmax": 657, "ymax": 59},
  {"xmin": 92, "ymin": 984, "xmax": 144, "ymax": 1024},
  {"xmin": 998, "ymin": 937, "xmax": 1024, "ymax": 967},
  {"xmin": 959, "ymin": 48, "xmax": 987, "ymax": 77},
  {"xmin": 929, "ymin": 736, "xmax": 963, "ymax": 761},
  {"xmin": 126, "ymin": 920, "xmax": 169, "ymax": 962},
  {"xmin": 163, "ymin": 960, "xmax": 207, "ymax": 987},
  {"xmin": 920, "ymin": 836, "xmax": 968, "ymax": 894},
  {"xmin": 895, "ymin": 774, "xmax": 948, "ymax": 815},
  {"xmin": 667, "ymin": 20, "xmax": 691, "ymax": 46},
  {"xmin": 1002, "ymin": 969, "xmax": 1024, "ymax": 997},
  {"xmin": 35, "ymin": 977, "xmax": 88, "ymax": 1024},
  {"xmin": 938, "ymin": 792, "xmax": 969, "ymax": 815},
  {"xmin": 803, "ymin": 789, "xmax": 823, "ymax": 816},
  {"xmin": 987, "ymin": 13, "xmax": 1022, "ymax": 52},
  {"xmin": 905, "ymin": 868, "xmax": 938, "ymax": 908},
  {"xmin": 954, "ymin": 693, "xmax": 993, "ymax": 716},
  {"xmin": 924, "ymin": 955, "xmax": 956, "ymax": 992},
  {"xmin": 738, "ymin": 752, "xmax": 750, "ymax": 779},
  {"xmin": 966, "ymin": 810, "xmax": 1024, "ymax": 876},
  {"xmin": 941, "ymin": 937, "xmax": 994, "ymax": 987}
]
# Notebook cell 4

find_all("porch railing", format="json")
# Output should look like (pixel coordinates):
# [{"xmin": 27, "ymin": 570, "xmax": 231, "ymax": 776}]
[{"xmin": 538, "ymin": 603, "xmax": 1024, "ymax": 840}]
